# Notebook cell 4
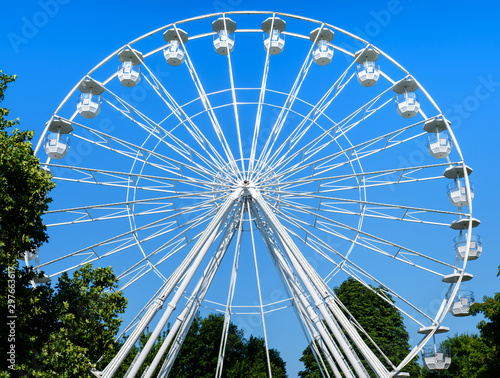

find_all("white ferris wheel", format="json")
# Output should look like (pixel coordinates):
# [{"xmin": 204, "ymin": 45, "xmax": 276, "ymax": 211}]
[{"xmin": 31, "ymin": 11, "xmax": 481, "ymax": 378}]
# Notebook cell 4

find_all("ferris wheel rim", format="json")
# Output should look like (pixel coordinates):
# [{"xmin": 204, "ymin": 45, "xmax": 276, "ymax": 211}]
[{"xmin": 32, "ymin": 10, "xmax": 477, "ymax": 377}]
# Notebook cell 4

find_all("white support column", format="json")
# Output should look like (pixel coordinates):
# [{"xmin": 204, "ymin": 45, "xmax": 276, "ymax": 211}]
[
  {"xmin": 248, "ymin": 186, "xmax": 371, "ymax": 378},
  {"xmin": 143, "ymin": 203, "xmax": 242, "ymax": 378},
  {"xmin": 215, "ymin": 203, "xmax": 246, "ymax": 377},
  {"xmin": 250, "ymin": 205, "xmax": 350, "ymax": 378},
  {"xmin": 126, "ymin": 188, "xmax": 243, "ymax": 378},
  {"xmin": 101, "ymin": 189, "xmax": 242, "ymax": 378}
]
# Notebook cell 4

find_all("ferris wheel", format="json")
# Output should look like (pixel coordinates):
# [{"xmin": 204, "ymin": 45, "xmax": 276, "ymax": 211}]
[{"xmin": 31, "ymin": 11, "xmax": 480, "ymax": 377}]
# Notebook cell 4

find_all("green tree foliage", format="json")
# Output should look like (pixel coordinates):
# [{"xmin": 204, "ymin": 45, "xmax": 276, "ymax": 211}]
[
  {"xmin": 298, "ymin": 344, "xmax": 325, "ymax": 378},
  {"xmin": 299, "ymin": 278, "xmax": 419, "ymax": 377},
  {"xmin": 1, "ymin": 73, "xmax": 127, "ymax": 377},
  {"xmin": 165, "ymin": 313, "xmax": 287, "ymax": 377},
  {"xmin": 0, "ymin": 264, "xmax": 127, "ymax": 377},
  {"xmin": 108, "ymin": 313, "xmax": 287, "ymax": 377},
  {"xmin": 0, "ymin": 71, "xmax": 55, "ymax": 266},
  {"xmin": 469, "ymin": 266, "xmax": 500, "ymax": 371},
  {"xmin": 422, "ymin": 267, "xmax": 500, "ymax": 377},
  {"xmin": 419, "ymin": 334, "xmax": 492, "ymax": 378}
]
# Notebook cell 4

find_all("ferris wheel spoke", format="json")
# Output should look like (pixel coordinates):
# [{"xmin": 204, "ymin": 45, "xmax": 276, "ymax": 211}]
[
  {"xmin": 263, "ymin": 84, "xmax": 396, "ymax": 179},
  {"xmin": 42, "ymin": 203, "xmax": 219, "ymax": 284},
  {"xmin": 77, "ymin": 71, "xmax": 227, "ymax": 174},
  {"xmin": 60, "ymin": 124, "xmax": 228, "ymax": 185},
  {"xmin": 100, "ymin": 89, "xmax": 198, "ymax": 164},
  {"xmin": 245, "ymin": 200, "xmax": 274, "ymax": 377},
  {"xmin": 247, "ymin": 24, "xmax": 273, "ymax": 178},
  {"xmin": 336, "ymin": 264, "xmax": 434, "ymax": 326},
  {"xmin": 179, "ymin": 26, "xmax": 241, "ymax": 179},
  {"xmin": 255, "ymin": 33, "xmax": 317, "ymax": 175},
  {"xmin": 263, "ymin": 54, "xmax": 359, "ymax": 172},
  {"xmin": 38, "ymin": 195, "xmax": 222, "ymax": 271},
  {"xmin": 44, "ymin": 193, "xmax": 217, "ymax": 227},
  {"xmin": 273, "ymin": 198, "xmax": 457, "ymax": 272},
  {"xmin": 46, "ymin": 163, "xmax": 228, "ymax": 195},
  {"xmin": 266, "ymin": 161, "xmax": 453, "ymax": 190},
  {"xmin": 267, "ymin": 190, "xmax": 459, "ymax": 226},
  {"xmin": 216, "ymin": 200, "xmax": 246, "ymax": 377},
  {"xmin": 266, "ymin": 119, "xmax": 428, "ymax": 184},
  {"xmin": 222, "ymin": 16, "xmax": 246, "ymax": 174},
  {"xmin": 115, "ymin": 204, "xmax": 227, "ymax": 294},
  {"xmin": 131, "ymin": 52, "xmax": 230, "ymax": 171},
  {"xmin": 271, "ymin": 208, "xmax": 439, "ymax": 325}
]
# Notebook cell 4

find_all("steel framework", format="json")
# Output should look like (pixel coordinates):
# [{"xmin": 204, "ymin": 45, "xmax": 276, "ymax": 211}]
[{"xmin": 32, "ymin": 11, "xmax": 478, "ymax": 377}]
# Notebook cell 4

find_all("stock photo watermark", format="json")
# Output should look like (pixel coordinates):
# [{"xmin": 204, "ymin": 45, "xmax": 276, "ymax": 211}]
[
  {"xmin": 6, "ymin": 266, "xmax": 16, "ymax": 371},
  {"xmin": 384, "ymin": 73, "xmax": 499, "ymax": 192},
  {"xmin": 444, "ymin": 74, "xmax": 500, "ymax": 130},
  {"xmin": 212, "ymin": 0, "xmax": 243, "ymax": 12},
  {"xmin": 7, "ymin": 0, "xmax": 71, "ymax": 54},
  {"xmin": 337, "ymin": 0, "xmax": 412, "ymax": 59}
]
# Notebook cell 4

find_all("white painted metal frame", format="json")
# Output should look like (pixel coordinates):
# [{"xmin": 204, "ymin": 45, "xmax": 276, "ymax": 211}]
[{"xmin": 32, "ymin": 11, "xmax": 476, "ymax": 378}]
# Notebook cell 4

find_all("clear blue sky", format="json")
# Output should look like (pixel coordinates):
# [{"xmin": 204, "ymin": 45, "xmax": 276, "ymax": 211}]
[{"xmin": 2, "ymin": 1, "xmax": 499, "ymax": 376}]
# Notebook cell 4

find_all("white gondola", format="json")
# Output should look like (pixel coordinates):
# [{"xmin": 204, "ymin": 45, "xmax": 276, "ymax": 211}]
[
  {"xmin": 454, "ymin": 234, "xmax": 482, "ymax": 261},
  {"xmin": 422, "ymin": 345, "xmax": 451, "ymax": 371},
  {"xmin": 212, "ymin": 17, "xmax": 236, "ymax": 55},
  {"xmin": 44, "ymin": 133, "xmax": 70, "ymax": 159},
  {"xmin": 19, "ymin": 248, "xmax": 51, "ymax": 286},
  {"xmin": 44, "ymin": 118, "xmax": 73, "ymax": 159},
  {"xmin": 262, "ymin": 17, "xmax": 286, "ymax": 55},
  {"xmin": 163, "ymin": 28, "xmax": 188, "ymax": 66},
  {"xmin": 393, "ymin": 78, "xmax": 420, "ymax": 118},
  {"xmin": 34, "ymin": 274, "xmax": 52, "ymax": 284},
  {"xmin": 355, "ymin": 48, "xmax": 380, "ymax": 87},
  {"xmin": 424, "ymin": 116, "xmax": 453, "ymax": 158},
  {"xmin": 447, "ymin": 180, "xmax": 473, "ymax": 207},
  {"xmin": 118, "ymin": 48, "xmax": 143, "ymax": 87},
  {"xmin": 310, "ymin": 28, "xmax": 334, "ymax": 66},
  {"xmin": 77, "ymin": 92, "xmax": 101, "ymax": 118},
  {"xmin": 427, "ymin": 132, "xmax": 452, "ymax": 158},
  {"xmin": 395, "ymin": 92, "xmax": 420, "ymax": 118},
  {"xmin": 447, "ymin": 290, "xmax": 474, "ymax": 317},
  {"xmin": 18, "ymin": 248, "xmax": 38, "ymax": 261},
  {"xmin": 77, "ymin": 78, "xmax": 105, "ymax": 119}
]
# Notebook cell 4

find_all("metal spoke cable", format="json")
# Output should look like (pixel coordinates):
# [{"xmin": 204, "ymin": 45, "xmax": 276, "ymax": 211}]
[
  {"xmin": 246, "ymin": 200, "xmax": 273, "ymax": 377},
  {"xmin": 262, "ymin": 44, "xmax": 361, "ymax": 171},
  {"xmin": 132, "ymin": 49, "xmax": 229, "ymax": 171},
  {"xmin": 66, "ymin": 124, "xmax": 224, "ymax": 185},
  {"xmin": 38, "ymin": 195, "xmax": 223, "ymax": 270},
  {"xmin": 176, "ymin": 25, "xmax": 241, "ymax": 180},
  {"xmin": 144, "ymin": 202, "xmax": 243, "ymax": 378},
  {"xmin": 215, "ymin": 203, "xmax": 246, "ymax": 377},
  {"xmin": 273, "ymin": 197, "xmax": 457, "ymax": 272},
  {"xmin": 257, "ymin": 118, "xmax": 425, "ymax": 186}
]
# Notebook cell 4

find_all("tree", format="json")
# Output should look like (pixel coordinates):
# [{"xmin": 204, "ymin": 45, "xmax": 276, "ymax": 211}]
[
  {"xmin": 0, "ymin": 263, "xmax": 127, "ymax": 377},
  {"xmin": 419, "ymin": 333, "xmax": 492, "ymax": 378},
  {"xmin": 0, "ymin": 71, "xmax": 55, "ymax": 266},
  {"xmin": 421, "ymin": 266, "xmax": 500, "ymax": 377},
  {"xmin": 0, "ymin": 71, "xmax": 56, "ymax": 376},
  {"xmin": 468, "ymin": 266, "xmax": 500, "ymax": 374},
  {"xmin": 166, "ymin": 313, "xmax": 287, "ymax": 377},
  {"xmin": 1, "ymin": 73, "xmax": 128, "ymax": 377},
  {"xmin": 299, "ymin": 278, "xmax": 419, "ymax": 377},
  {"xmin": 101, "ymin": 313, "xmax": 286, "ymax": 377}
]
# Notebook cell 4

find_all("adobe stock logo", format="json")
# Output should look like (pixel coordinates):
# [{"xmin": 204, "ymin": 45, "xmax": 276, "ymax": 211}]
[{"xmin": 7, "ymin": 0, "xmax": 70, "ymax": 54}]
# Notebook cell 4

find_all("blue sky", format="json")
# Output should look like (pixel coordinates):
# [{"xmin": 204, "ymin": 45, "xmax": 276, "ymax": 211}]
[{"xmin": 2, "ymin": 0, "xmax": 500, "ymax": 376}]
